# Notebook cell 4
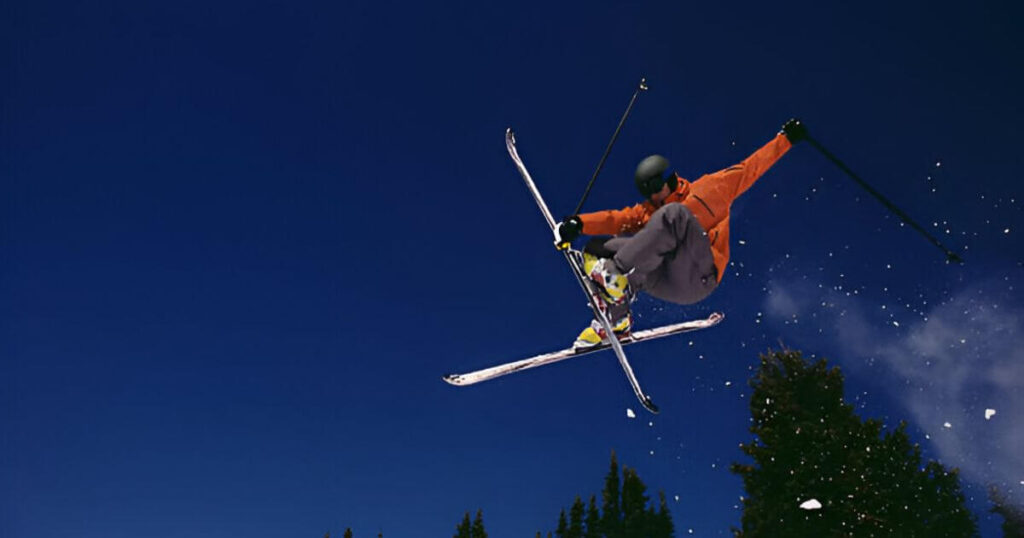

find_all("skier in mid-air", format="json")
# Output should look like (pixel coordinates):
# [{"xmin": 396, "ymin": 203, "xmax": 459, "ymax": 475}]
[{"xmin": 556, "ymin": 119, "xmax": 808, "ymax": 348}]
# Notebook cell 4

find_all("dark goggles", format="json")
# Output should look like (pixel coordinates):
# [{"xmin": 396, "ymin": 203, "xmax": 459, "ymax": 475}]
[{"xmin": 636, "ymin": 173, "xmax": 673, "ymax": 198}]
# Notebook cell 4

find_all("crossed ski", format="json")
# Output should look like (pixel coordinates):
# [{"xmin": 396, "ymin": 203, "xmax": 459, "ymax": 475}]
[{"xmin": 442, "ymin": 129, "xmax": 723, "ymax": 414}]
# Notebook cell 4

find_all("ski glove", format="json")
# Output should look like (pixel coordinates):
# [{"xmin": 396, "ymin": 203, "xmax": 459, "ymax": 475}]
[
  {"xmin": 781, "ymin": 118, "xmax": 808, "ymax": 144},
  {"xmin": 556, "ymin": 215, "xmax": 584, "ymax": 243}
]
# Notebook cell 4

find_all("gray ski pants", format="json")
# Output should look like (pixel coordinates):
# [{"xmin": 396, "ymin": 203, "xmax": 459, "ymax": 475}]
[{"xmin": 604, "ymin": 203, "xmax": 719, "ymax": 306}]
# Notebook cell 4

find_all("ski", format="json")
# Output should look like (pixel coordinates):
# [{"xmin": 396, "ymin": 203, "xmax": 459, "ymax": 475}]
[
  {"xmin": 443, "ymin": 312, "xmax": 723, "ymax": 386},
  {"xmin": 501, "ymin": 128, "xmax": 662, "ymax": 412}
]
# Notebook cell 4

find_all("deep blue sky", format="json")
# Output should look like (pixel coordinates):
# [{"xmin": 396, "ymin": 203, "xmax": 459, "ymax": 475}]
[{"xmin": 4, "ymin": 1, "xmax": 1022, "ymax": 537}]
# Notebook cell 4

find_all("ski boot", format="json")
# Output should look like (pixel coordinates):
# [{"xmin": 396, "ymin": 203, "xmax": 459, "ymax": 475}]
[
  {"xmin": 583, "ymin": 252, "xmax": 630, "ymax": 305},
  {"xmin": 574, "ymin": 312, "xmax": 633, "ymax": 349}
]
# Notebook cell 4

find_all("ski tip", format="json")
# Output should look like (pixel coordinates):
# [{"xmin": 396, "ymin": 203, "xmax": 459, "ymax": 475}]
[
  {"xmin": 643, "ymin": 397, "xmax": 660, "ymax": 414},
  {"xmin": 442, "ymin": 374, "xmax": 462, "ymax": 386}
]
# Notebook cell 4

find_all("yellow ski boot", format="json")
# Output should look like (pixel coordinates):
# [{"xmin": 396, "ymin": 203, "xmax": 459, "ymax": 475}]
[
  {"xmin": 583, "ymin": 252, "xmax": 630, "ymax": 305},
  {"xmin": 573, "ymin": 314, "xmax": 633, "ymax": 350}
]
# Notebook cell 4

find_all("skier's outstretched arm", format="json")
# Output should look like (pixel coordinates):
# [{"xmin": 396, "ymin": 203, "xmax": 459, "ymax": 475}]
[
  {"xmin": 711, "ymin": 119, "xmax": 806, "ymax": 199},
  {"xmin": 555, "ymin": 204, "xmax": 649, "ymax": 244},
  {"xmin": 578, "ymin": 204, "xmax": 649, "ymax": 236},
  {"xmin": 717, "ymin": 133, "xmax": 792, "ymax": 199}
]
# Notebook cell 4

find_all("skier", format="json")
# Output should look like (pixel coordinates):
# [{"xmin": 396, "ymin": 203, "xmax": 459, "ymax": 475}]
[{"xmin": 556, "ymin": 119, "xmax": 808, "ymax": 348}]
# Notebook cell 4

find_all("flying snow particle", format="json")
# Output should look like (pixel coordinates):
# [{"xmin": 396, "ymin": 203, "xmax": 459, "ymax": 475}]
[
  {"xmin": 943, "ymin": 422, "xmax": 953, "ymax": 429},
  {"xmin": 626, "ymin": 408, "xmax": 636, "ymax": 419},
  {"xmin": 800, "ymin": 499, "xmax": 823, "ymax": 510},
  {"xmin": 674, "ymin": 495, "xmax": 680, "ymax": 502},
  {"xmin": 725, "ymin": 381, "xmax": 732, "ymax": 387},
  {"xmin": 1005, "ymin": 228, "xmax": 1011, "ymax": 234},
  {"xmin": 985, "ymin": 409, "xmax": 996, "ymax": 420},
  {"xmin": 935, "ymin": 161, "xmax": 942, "ymax": 167},
  {"xmin": 893, "ymin": 321, "xmax": 900, "ymax": 327},
  {"xmin": 738, "ymin": 240, "xmax": 747, "ymax": 245}
]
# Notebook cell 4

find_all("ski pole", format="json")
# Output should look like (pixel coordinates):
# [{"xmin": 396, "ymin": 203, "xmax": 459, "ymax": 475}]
[
  {"xmin": 571, "ymin": 77, "xmax": 649, "ymax": 216},
  {"xmin": 805, "ymin": 134, "xmax": 964, "ymax": 264}
]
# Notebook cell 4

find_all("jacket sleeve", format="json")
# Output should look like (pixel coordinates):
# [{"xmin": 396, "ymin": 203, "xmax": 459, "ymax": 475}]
[
  {"xmin": 579, "ymin": 203, "xmax": 651, "ymax": 236},
  {"xmin": 717, "ymin": 133, "xmax": 792, "ymax": 199}
]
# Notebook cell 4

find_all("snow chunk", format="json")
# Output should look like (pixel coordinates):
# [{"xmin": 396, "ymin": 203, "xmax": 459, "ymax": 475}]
[
  {"xmin": 985, "ymin": 409, "xmax": 996, "ymax": 420},
  {"xmin": 943, "ymin": 422, "xmax": 953, "ymax": 429},
  {"xmin": 725, "ymin": 381, "xmax": 732, "ymax": 387},
  {"xmin": 800, "ymin": 499, "xmax": 823, "ymax": 510},
  {"xmin": 626, "ymin": 408, "xmax": 636, "ymax": 419},
  {"xmin": 674, "ymin": 495, "xmax": 680, "ymax": 502}
]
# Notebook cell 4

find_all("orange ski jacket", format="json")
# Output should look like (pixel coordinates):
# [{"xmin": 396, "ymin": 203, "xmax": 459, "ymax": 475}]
[{"xmin": 578, "ymin": 133, "xmax": 792, "ymax": 283}]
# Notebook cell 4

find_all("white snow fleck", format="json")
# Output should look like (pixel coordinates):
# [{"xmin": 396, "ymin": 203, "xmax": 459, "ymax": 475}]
[
  {"xmin": 943, "ymin": 422, "xmax": 953, "ymax": 429},
  {"xmin": 1005, "ymin": 228, "xmax": 1011, "ymax": 234},
  {"xmin": 650, "ymin": 450, "xmax": 655, "ymax": 456},
  {"xmin": 738, "ymin": 239, "xmax": 747, "ymax": 245},
  {"xmin": 626, "ymin": 408, "xmax": 636, "ymax": 419},
  {"xmin": 725, "ymin": 381, "xmax": 732, "ymax": 387},
  {"xmin": 648, "ymin": 421, "xmax": 654, "ymax": 427},
  {"xmin": 674, "ymin": 495, "xmax": 680, "ymax": 502},
  {"xmin": 936, "ymin": 161, "xmax": 942, "ymax": 167},
  {"xmin": 893, "ymin": 321, "xmax": 900, "ymax": 327},
  {"xmin": 985, "ymin": 409, "xmax": 996, "ymax": 420},
  {"xmin": 800, "ymin": 499, "xmax": 823, "ymax": 510}
]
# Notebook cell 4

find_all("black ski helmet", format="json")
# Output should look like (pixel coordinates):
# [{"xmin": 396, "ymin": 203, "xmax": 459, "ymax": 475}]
[{"xmin": 634, "ymin": 154, "xmax": 677, "ymax": 197}]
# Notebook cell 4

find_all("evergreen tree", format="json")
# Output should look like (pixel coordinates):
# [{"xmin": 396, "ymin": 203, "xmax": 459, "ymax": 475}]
[
  {"xmin": 471, "ymin": 509, "xmax": 487, "ymax": 538},
  {"xmin": 556, "ymin": 508, "xmax": 568, "ymax": 538},
  {"xmin": 621, "ymin": 467, "xmax": 649, "ymax": 538},
  {"xmin": 552, "ymin": 452, "xmax": 675, "ymax": 538},
  {"xmin": 568, "ymin": 496, "xmax": 585, "ymax": 538},
  {"xmin": 343, "ymin": 530, "xmax": 352, "ymax": 538},
  {"xmin": 989, "ymin": 486, "xmax": 1024, "ymax": 538},
  {"xmin": 731, "ymin": 350, "xmax": 978, "ymax": 537},
  {"xmin": 584, "ymin": 495, "xmax": 601, "ymax": 538},
  {"xmin": 454, "ymin": 512, "xmax": 472, "ymax": 538},
  {"xmin": 654, "ymin": 491, "xmax": 674, "ymax": 538},
  {"xmin": 601, "ymin": 451, "xmax": 623, "ymax": 538}
]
